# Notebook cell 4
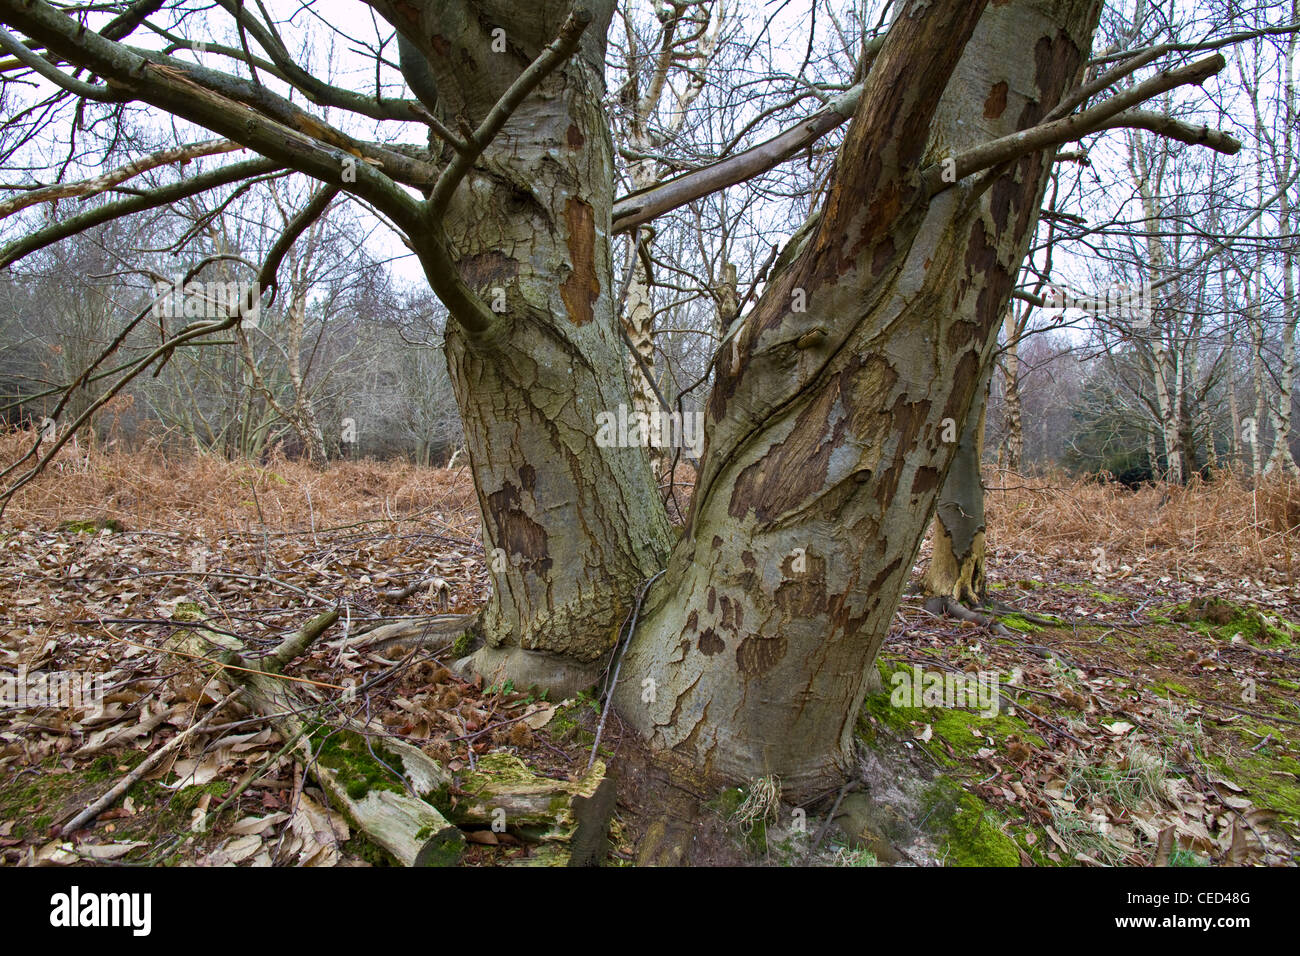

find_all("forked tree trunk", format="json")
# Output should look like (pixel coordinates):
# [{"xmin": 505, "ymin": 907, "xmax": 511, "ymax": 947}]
[
  {"xmin": 389, "ymin": 0, "xmax": 1102, "ymax": 799},
  {"xmin": 922, "ymin": 370, "xmax": 991, "ymax": 607},
  {"xmin": 613, "ymin": 0, "xmax": 1104, "ymax": 797}
]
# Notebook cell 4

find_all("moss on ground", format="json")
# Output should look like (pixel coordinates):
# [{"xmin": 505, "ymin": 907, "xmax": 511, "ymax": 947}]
[
  {"xmin": 0, "ymin": 748, "xmax": 240, "ymax": 861},
  {"xmin": 1205, "ymin": 729, "xmax": 1300, "ymax": 823},
  {"xmin": 853, "ymin": 661, "xmax": 1052, "ymax": 865},
  {"xmin": 1171, "ymin": 597, "xmax": 1299, "ymax": 648},
  {"xmin": 56, "ymin": 517, "xmax": 125, "ymax": 534},
  {"xmin": 344, "ymin": 831, "xmax": 395, "ymax": 866},
  {"xmin": 997, "ymin": 613, "xmax": 1043, "ymax": 633},
  {"xmin": 547, "ymin": 693, "xmax": 600, "ymax": 747},
  {"xmin": 1058, "ymin": 582, "xmax": 1125, "ymax": 603},
  {"xmin": 922, "ymin": 777, "xmax": 1021, "ymax": 867},
  {"xmin": 859, "ymin": 661, "xmax": 1044, "ymax": 766}
]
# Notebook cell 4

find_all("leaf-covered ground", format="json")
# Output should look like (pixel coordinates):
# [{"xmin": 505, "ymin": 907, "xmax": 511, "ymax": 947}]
[{"xmin": 0, "ymin": 443, "xmax": 1296, "ymax": 865}]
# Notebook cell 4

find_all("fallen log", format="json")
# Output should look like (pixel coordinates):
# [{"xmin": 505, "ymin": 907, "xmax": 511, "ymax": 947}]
[
  {"xmin": 444, "ymin": 751, "xmax": 613, "ymax": 863},
  {"xmin": 169, "ymin": 604, "xmax": 464, "ymax": 866}
]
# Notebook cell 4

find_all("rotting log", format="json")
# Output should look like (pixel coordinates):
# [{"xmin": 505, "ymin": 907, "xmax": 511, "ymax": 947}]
[
  {"xmin": 169, "ymin": 605, "xmax": 465, "ymax": 866},
  {"xmin": 444, "ymin": 751, "xmax": 612, "ymax": 857}
]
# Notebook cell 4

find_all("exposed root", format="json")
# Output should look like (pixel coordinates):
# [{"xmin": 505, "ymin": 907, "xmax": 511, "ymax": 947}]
[{"xmin": 923, "ymin": 594, "xmax": 1015, "ymax": 637}]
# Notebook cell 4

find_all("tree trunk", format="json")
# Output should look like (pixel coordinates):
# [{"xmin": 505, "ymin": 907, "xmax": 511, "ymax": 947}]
[
  {"xmin": 621, "ymin": 229, "xmax": 666, "ymax": 473},
  {"xmin": 1001, "ymin": 308, "xmax": 1024, "ymax": 473},
  {"xmin": 1264, "ymin": 12, "xmax": 1298, "ymax": 477},
  {"xmin": 1250, "ymin": 308, "xmax": 1267, "ymax": 478},
  {"xmin": 406, "ymin": 3, "xmax": 674, "ymax": 694},
  {"xmin": 613, "ymin": 0, "xmax": 1103, "ymax": 798},
  {"xmin": 922, "ymin": 369, "xmax": 991, "ymax": 607},
  {"xmin": 1266, "ymin": 190, "xmax": 1298, "ymax": 476}
]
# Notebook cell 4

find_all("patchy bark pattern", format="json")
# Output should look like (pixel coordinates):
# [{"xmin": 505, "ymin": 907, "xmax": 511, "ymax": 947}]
[
  {"xmin": 616, "ymin": 0, "xmax": 1104, "ymax": 797},
  {"xmin": 1000, "ymin": 307, "xmax": 1024, "ymax": 472},
  {"xmin": 385, "ymin": 1, "xmax": 672, "ymax": 682},
  {"xmin": 560, "ymin": 198, "xmax": 599, "ymax": 327},
  {"xmin": 922, "ymin": 368, "xmax": 991, "ymax": 606}
]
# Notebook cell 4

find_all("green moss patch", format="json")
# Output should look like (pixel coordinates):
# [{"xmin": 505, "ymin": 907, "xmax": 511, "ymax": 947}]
[
  {"xmin": 1206, "ymin": 733, "xmax": 1300, "ymax": 823},
  {"xmin": 859, "ymin": 661, "xmax": 1043, "ymax": 766},
  {"xmin": 310, "ymin": 726, "xmax": 408, "ymax": 801},
  {"xmin": 56, "ymin": 517, "xmax": 125, "ymax": 534},
  {"xmin": 1173, "ymin": 597, "xmax": 1298, "ymax": 648},
  {"xmin": 922, "ymin": 778, "xmax": 1020, "ymax": 867},
  {"xmin": 997, "ymin": 613, "xmax": 1044, "ymax": 633}
]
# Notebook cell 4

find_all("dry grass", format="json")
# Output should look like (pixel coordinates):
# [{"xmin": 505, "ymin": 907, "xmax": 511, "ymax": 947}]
[
  {"xmin": 5, "ymin": 431, "xmax": 1299, "ymax": 589},
  {"xmin": 0, "ymin": 430, "xmax": 477, "ymax": 537},
  {"xmin": 987, "ymin": 468, "xmax": 1300, "ymax": 585}
]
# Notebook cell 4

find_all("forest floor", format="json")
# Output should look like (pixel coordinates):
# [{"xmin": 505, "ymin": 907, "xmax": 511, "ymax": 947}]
[{"xmin": 0, "ymin": 435, "xmax": 1297, "ymax": 866}]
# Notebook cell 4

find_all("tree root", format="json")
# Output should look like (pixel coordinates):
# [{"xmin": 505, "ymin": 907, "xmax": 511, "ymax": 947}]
[
  {"xmin": 923, "ymin": 595, "xmax": 1015, "ymax": 636},
  {"xmin": 345, "ymin": 612, "xmax": 480, "ymax": 654}
]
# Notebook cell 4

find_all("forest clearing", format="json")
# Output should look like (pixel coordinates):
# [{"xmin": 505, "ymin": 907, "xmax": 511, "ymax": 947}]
[
  {"xmin": 1, "ymin": 437, "xmax": 1296, "ymax": 868},
  {"xmin": 0, "ymin": 0, "xmax": 1298, "ymax": 917}
]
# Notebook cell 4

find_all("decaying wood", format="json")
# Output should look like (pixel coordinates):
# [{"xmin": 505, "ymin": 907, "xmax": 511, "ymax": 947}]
[
  {"xmin": 443, "ymin": 751, "xmax": 609, "ymax": 845},
  {"xmin": 171, "ymin": 606, "xmax": 465, "ymax": 866}
]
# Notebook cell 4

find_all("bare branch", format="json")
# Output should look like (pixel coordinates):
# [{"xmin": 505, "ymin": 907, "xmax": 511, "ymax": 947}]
[
  {"xmin": 0, "ymin": 182, "xmax": 341, "ymax": 510},
  {"xmin": 924, "ymin": 54, "xmax": 1231, "ymax": 194},
  {"xmin": 611, "ymin": 81, "xmax": 864, "ymax": 234},
  {"xmin": 1092, "ymin": 109, "xmax": 1241, "ymax": 154},
  {"xmin": 0, "ymin": 138, "xmax": 243, "ymax": 220},
  {"xmin": 0, "ymin": 0, "xmax": 426, "ymax": 230},
  {"xmin": 0, "ymin": 157, "xmax": 283, "ymax": 269},
  {"xmin": 428, "ymin": 5, "xmax": 594, "ymax": 215},
  {"xmin": 0, "ymin": 24, "xmax": 126, "ymax": 101}
]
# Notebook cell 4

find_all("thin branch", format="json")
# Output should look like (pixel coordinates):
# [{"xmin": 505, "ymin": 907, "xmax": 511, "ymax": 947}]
[
  {"xmin": 611, "ymin": 80, "xmax": 865, "ymax": 234},
  {"xmin": 0, "ymin": 0, "xmax": 426, "ymax": 230},
  {"xmin": 0, "ymin": 157, "xmax": 284, "ymax": 269},
  {"xmin": 0, "ymin": 182, "xmax": 341, "ymax": 510},
  {"xmin": 0, "ymin": 138, "xmax": 243, "ymax": 219},
  {"xmin": 0, "ymin": 24, "xmax": 126, "ymax": 101},
  {"xmin": 1091, "ymin": 109, "xmax": 1242, "ymax": 153},
  {"xmin": 61, "ymin": 687, "xmax": 243, "ymax": 834},
  {"xmin": 923, "ymin": 54, "xmax": 1232, "ymax": 194},
  {"xmin": 428, "ymin": 5, "xmax": 594, "ymax": 215}
]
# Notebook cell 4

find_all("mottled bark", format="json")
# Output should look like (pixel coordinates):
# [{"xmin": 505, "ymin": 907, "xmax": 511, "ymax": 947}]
[
  {"xmin": 617, "ymin": 6, "xmax": 718, "ymax": 476},
  {"xmin": 387, "ymin": 1, "xmax": 673, "ymax": 691},
  {"xmin": 615, "ymin": 0, "xmax": 1104, "ymax": 797},
  {"xmin": 2, "ymin": 0, "xmax": 1119, "ymax": 799},
  {"xmin": 922, "ymin": 371, "xmax": 990, "ymax": 607}
]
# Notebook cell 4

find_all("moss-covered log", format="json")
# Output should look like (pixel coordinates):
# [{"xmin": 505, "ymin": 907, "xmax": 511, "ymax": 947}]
[
  {"xmin": 170, "ymin": 605, "xmax": 464, "ymax": 866},
  {"xmin": 442, "ymin": 752, "xmax": 611, "ymax": 853}
]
